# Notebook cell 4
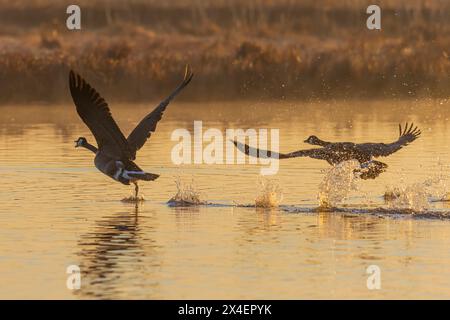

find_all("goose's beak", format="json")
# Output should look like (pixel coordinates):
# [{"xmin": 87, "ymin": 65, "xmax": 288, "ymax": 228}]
[
  {"xmin": 303, "ymin": 139, "xmax": 308, "ymax": 143},
  {"xmin": 74, "ymin": 140, "xmax": 79, "ymax": 148}
]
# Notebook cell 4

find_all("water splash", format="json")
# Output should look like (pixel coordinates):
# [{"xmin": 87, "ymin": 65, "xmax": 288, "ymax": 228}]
[
  {"xmin": 383, "ymin": 183, "xmax": 429, "ymax": 211},
  {"xmin": 167, "ymin": 176, "xmax": 205, "ymax": 206},
  {"xmin": 317, "ymin": 160, "xmax": 361, "ymax": 207},
  {"xmin": 121, "ymin": 186, "xmax": 145, "ymax": 203},
  {"xmin": 384, "ymin": 163, "xmax": 450, "ymax": 212},
  {"xmin": 121, "ymin": 195, "xmax": 145, "ymax": 203},
  {"xmin": 255, "ymin": 179, "xmax": 283, "ymax": 208}
]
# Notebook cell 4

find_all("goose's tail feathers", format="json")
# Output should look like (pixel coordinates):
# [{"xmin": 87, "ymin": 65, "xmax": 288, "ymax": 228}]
[{"xmin": 125, "ymin": 171, "xmax": 159, "ymax": 181}]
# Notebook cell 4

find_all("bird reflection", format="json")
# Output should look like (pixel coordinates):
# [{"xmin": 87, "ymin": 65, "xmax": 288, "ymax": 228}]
[
  {"xmin": 235, "ymin": 207, "xmax": 283, "ymax": 245},
  {"xmin": 315, "ymin": 211, "xmax": 384, "ymax": 240},
  {"xmin": 74, "ymin": 205, "xmax": 161, "ymax": 299}
]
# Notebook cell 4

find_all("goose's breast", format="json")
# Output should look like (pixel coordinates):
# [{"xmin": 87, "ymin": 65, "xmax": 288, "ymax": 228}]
[{"xmin": 94, "ymin": 153, "xmax": 117, "ymax": 176}]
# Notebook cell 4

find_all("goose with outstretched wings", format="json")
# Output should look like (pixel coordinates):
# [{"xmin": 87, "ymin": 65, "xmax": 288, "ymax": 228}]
[
  {"xmin": 233, "ymin": 123, "xmax": 421, "ymax": 179},
  {"xmin": 69, "ymin": 65, "xmax": 194, "ymax": 197}
]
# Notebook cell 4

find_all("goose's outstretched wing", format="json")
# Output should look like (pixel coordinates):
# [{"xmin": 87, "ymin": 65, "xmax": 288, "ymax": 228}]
[
  {"xmin": 357, "ymin": 123, "xmax": 421, "ymax": 158},
  {"xmin": 127, "ymin": 65, "xmax": 194, "ymax": 158},
  {"xmin": 69, "ymin": 70, "xmax": 133, "ymax": 159},
  {"xmin": 232, "ymin": 140, "xmax": 327, "ymax": 160}
]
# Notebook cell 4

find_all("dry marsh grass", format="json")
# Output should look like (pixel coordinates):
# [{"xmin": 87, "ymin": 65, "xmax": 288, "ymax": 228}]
[{"xmin": 0, "ymin": 0, "xmax": 449, "ymax": 104}]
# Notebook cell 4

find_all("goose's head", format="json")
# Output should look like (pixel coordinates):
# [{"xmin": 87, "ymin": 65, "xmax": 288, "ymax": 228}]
[
  {"xmin": 304, "ymin": 135, "xmax": 321, "ymax": 145},
  {"xmin": 74, "ymin": 137, "xmax": 87, "ymax": 148}
]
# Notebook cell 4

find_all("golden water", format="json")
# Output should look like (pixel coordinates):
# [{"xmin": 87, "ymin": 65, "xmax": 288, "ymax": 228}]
[{"xmin": 1, "ymin": 99, "xmax": 450, "ymax": 299}]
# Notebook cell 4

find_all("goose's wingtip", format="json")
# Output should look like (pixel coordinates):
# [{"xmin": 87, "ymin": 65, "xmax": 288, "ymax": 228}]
[
  {"xmin": 69, "ymin": 69, "xmax": 78, "ymax": 77},
  {"xmin": 68, "ymin": 70, "xmax": 78, "ymax": 88},
  {"xmin": 398, "ymin": 122, "xmax": 421, "ymax": 137},
  {"xmin": 183, "ymin": 64, "xmax": 194, "ymax": 82}
]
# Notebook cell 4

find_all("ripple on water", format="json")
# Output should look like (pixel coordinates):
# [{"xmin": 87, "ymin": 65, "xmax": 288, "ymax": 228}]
[{"xmin": 3, "ymin": 102, "xmax": 450, "ymax": 299}]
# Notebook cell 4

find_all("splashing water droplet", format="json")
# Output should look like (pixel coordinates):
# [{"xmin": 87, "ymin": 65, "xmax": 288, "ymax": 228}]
[
  {"xmin": 384, "ymin": 183, "xmax": 429, "ymax": 212},
  {"xmin": 317, "ymin": 160, "xmax": 361, "ymax": 208},
  {"xmin": 255, "ymin": 179, "xmax": 283, "ymax": 208},
  {"xmin": 167, "ymin": 176, "xmax": 205, "ymax": 206},
  {"xmin": 384, "ymin": 161, "xmax": 450, "ymax": 212},
  {"xmin": 121, "ymin": 195, "xmax": 145, "ymax": 203}
]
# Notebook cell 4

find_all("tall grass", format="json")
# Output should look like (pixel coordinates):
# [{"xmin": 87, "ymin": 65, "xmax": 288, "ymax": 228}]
[{"xmin": 0, "ymin": 0, "xmax": 448, "ymax": 104}]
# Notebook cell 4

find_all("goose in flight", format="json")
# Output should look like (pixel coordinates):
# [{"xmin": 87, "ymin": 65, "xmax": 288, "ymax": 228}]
[
  {"xmin": 70, "ymin": 65, "xmax": 193, "ymax": 198},
  {"xmin": 233, "ymin": 123, "xmax": 421, "ymax": 179}
]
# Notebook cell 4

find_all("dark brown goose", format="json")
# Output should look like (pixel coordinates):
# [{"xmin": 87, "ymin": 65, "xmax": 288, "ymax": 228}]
[
  {"xmin": 233, "ymin": 123, "xmax": 421, "ymax": 179},
  {"xmin": 70, "ymin": 65, "xmax": 193, "ymax": 198}
]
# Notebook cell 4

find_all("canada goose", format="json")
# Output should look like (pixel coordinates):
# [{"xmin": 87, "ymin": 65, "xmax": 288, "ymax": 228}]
[
  {"xmin": 233, "ymin": 123, "xmax": 421, "ymax": 179},
  {"xmin": 70, "ymin": 65, "xmax": 193, "ymax": 198}
]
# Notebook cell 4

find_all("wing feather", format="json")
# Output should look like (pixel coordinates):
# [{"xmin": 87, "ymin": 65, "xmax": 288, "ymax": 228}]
[
  {"xmin": 127, "ymin": 65, "xmax": 194, "ymax": 157},
  {"xmin": 232, "ymin": 140, "xmax": 325, "ymax": 160},
  {"xmin": 357, "ymin": 122, "xmax": 421, "ymax": 157},
  {"xmin": 69, "ymin": 70, "xmax": 133, "ymax": 159}
]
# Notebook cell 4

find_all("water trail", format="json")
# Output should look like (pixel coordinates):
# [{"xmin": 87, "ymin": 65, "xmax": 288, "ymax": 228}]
[
  {"xmin": 384, "ymin": 161, "xmax": 450, "ymax": 212},
  {"xmin": 255, "ymin": 178, "xmax": 283, "ymax": 208},
  {"xmin": 281, "ymin": 205, "xmax": 450, "ymax": 219},
  {"xmin": 167, "ymin": 176, "xmax": 206, "ymax": 206},
  {"xmin": 317, "ymin": 160, "xmax": 361, "ymax": 207}
]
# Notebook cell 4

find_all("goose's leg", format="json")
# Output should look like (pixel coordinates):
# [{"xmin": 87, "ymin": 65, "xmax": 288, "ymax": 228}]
[{"xmin": 133, "ymin": 182, "xmax": 139, "ymax": 199}]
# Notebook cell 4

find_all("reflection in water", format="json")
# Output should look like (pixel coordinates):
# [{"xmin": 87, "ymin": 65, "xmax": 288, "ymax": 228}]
[
  {"xmin": 316, "ymin": 211, "xmax": 384, "ymax": 240},
  {"xmin": 2, "ymin": 101, "xmax": 450, "ymax": 299},
  {"xmin": 76, "ymin": 206, "xmax": 160, "ymax": 299},
  {"xmin": 238, "ymin": 208, "xmax": 283, "ymax": 239}
]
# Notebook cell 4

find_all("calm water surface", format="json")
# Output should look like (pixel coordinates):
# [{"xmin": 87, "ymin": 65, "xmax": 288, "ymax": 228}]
[{"xmin": 1, "ymin": 100, "xmax": 450, "ymax": 299}]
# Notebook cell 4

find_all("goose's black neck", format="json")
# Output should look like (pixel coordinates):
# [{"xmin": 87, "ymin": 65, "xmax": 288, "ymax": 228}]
[
  {"xmin": 82, "ymin": 142, "xmax": 98, "ymax": 153},
  {"xmin": 316, "ymin": 138, "xmax": 330, "ymax": 147}
]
